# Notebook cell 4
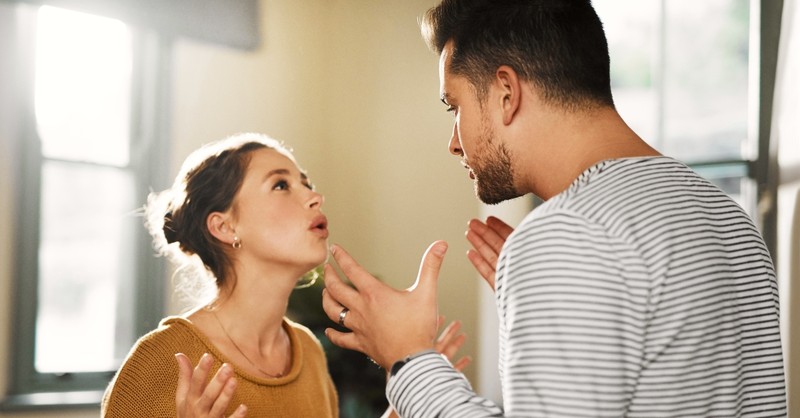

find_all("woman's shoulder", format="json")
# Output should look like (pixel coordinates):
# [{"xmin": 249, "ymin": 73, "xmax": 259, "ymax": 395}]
[
  {"xmin": 114, "ymin": 317, "xmax": 202, "ymax": 369},
  {"xmin": 102, "ymin": 316, "xmax": 205, "ymax": 417},
  {"xmin": 135, "ymin": 316, "xmax": 203, "ymax": 350}
]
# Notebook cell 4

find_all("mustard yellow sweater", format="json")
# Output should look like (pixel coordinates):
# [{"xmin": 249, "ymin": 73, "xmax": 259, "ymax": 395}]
[{"xmin": 102, "ymin": 316, "xmax": 338, "ymax": 417}]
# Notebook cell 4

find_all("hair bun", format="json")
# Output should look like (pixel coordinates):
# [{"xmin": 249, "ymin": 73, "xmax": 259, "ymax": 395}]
[{"xmin": 163, "ymin": 211, "xmax": 179, "ymax": 244}]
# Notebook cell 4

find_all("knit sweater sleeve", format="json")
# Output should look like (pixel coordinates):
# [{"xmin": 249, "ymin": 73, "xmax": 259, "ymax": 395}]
[{"xmin": 101, "ymin": 323, "xmax": 201, "ymax": 418}]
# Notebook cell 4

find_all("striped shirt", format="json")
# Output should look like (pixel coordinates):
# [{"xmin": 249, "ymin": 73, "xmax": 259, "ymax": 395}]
[{"xmin": 387, "ymin": 157, "xmax": 786, "ymax": 417}]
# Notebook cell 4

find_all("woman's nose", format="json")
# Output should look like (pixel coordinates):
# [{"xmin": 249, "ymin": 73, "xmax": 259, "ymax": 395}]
[{"xmin": 307, "ymin": 191, "xmax": 324, "ymax": 209}]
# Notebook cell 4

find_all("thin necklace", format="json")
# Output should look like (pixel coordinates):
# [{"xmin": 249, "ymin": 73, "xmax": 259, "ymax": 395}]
[{"xmin": 212, "ymin": 310, "xmax": 288, "ymax": 378}]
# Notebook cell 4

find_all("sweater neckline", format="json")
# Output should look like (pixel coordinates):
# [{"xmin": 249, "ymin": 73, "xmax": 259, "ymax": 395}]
[{"xmin": 162, "ymin": 316, "xmax": 305, "ymax": 386}]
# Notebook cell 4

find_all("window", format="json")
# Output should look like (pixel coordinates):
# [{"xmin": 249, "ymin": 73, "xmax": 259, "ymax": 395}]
[
  {"xmin": 593, "ymin": 0, "xmax": 779, "ymax": 250},
  {"xmin": 3, "ymin": 4, "xmax": 170, "ymax": 408}
]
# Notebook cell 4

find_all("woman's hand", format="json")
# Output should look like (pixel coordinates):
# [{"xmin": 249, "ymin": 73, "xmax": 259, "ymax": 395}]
[
  {"xmin": 175, "ymin": 353, "xmax": 247, "ymax": 418},
  {"xmin": 465, "ymin": 216, "xmax": 514, "ymax": 291},
  {"xmin": 435, "ymin": 316, "xmax": 471, "ymax": 371}
]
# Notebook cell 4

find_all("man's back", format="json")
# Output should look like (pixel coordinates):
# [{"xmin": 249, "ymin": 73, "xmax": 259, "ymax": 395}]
[{"xmin": 497, "ymin": 156, "xmax": 786, "ymax": 417}]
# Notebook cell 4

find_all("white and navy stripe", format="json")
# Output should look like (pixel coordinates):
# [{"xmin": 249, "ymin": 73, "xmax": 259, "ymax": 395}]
[{"xmin": 387, "ymin": 157, "xmax": 785, "ymax": 417}]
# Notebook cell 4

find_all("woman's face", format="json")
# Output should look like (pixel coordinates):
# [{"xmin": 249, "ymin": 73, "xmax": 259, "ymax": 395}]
[{"xmin": 229, "ymin": 148, "xmax": 329, "ymax": 276}]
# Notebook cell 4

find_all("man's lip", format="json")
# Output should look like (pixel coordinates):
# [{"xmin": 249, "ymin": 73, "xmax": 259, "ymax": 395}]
[{"xmin": 462, "ymin": 161, "xmax": 475, "ymax": 180}]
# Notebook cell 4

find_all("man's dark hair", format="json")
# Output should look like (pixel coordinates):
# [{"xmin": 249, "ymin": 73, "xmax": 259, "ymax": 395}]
[{"xmin": 421, "ymin": 0, "xmax": 614, "ymax": 110}]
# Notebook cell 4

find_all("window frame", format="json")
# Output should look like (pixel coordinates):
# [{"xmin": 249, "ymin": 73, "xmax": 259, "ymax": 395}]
[
  {"xmin": 601, "ymin": 0, "xmax": 781, "ymax": 254},
  {"xmin": 685, "ymin": 0, "xmax": 782, "ymax": 257},
  {"xmin": 2, "ymin": 5, "xmax": 172, "ymax": 410}
]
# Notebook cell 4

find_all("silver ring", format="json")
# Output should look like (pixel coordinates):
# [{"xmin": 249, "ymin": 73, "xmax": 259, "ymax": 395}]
[{"xmin": 338, "ymin": 307, "xmax": 349, "ymax": 327}]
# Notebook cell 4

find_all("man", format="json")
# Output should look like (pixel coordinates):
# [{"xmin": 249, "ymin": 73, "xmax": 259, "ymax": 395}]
[{"xmin": 322, "ymin": 0, "xmax": 787, "ymax": 416}]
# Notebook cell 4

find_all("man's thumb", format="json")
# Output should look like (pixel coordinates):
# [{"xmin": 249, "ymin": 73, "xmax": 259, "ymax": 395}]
[{"xmin": 410, "ymin": 240, "xmax": 448, "ymax": 293}]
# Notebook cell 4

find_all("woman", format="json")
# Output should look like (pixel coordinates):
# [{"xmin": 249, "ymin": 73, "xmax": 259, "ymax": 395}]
[{"xmin": 101, "ymin": 133, "xmax": 468, "ymax": 417}]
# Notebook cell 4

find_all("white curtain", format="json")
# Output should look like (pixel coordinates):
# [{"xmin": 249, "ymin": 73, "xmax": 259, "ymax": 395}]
[{"xmin": 774, "ymin": 0, "xmax": 799, "ymax": 414}]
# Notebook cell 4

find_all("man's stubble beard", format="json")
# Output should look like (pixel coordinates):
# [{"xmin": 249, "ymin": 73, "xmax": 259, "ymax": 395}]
[{"xmin": 472, "ymin": 123, "xmax": 521, "ymax": 205}]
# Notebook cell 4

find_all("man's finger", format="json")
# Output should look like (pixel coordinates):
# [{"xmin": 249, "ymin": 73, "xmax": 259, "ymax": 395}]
[
  {"xmin": 330, "ymin": 244, "xmax": 380, "ymax": 290},
  {"xmin": 468, "ymin": 219, "xmax": 506, "ymax": 258},
  {"xmin": 324, "ymin": 328, "xmax": 362, "ymax": 353},
  {"xmin": 410, "ymin": 241, "xmax": 448, "ymax": 295},
  {"xmin": 486, "ymin": 216, "xmax": 514, "ymax": 240},
  {"xmin": 321, "ymin": 288, "xmax": 362, "ymax": 330},
  {"xmin": 466, "ymin": 226, "xmax": 499, "ymax": 267},
  {"xmin": 467, "ymin": 249, "xmax": 496, "ymax": 290},
  {"xmin": 322, "ymin": 264, "xmax": 360, "ymax": 311}
]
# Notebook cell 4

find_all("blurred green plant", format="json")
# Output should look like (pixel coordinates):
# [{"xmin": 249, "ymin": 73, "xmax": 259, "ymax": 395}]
[{"xmin": 287, "ymin": 266, "xmax": 389, "ymax": 417}]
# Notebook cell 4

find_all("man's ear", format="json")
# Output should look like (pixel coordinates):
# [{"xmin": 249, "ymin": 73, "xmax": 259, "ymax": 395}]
[
  {"xmin": 495, "ymin": 65, "xmax": 521, "ymax": 125},
  {"xmin": 207, "ymin": 211, "xmax": 235, "ymax": 245}
]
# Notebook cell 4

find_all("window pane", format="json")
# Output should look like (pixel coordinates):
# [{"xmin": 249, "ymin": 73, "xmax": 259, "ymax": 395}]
[
  {"xmin": 595, "ymin": 0, "xmax": 660, "ymax": 144},
  {"xmin": 596, "ymin": 0, "xmax": 752, "ymax": 163},
  {"xmin": 36, "ymin": 162, "xmax": 137, "ymax": 373},
  {"xmin": 34, "ymin": 6, "xmax": 132, "ymax": 167},
  {"xmin": 662, "ymin": 0, "xmax": 751, "ymax": 162},
  {"xmin": 33, "ymin": 6, "xmax": 137, "ymax": 374},
  {"xmin": 595, "ymin": 0, "xmax": 757, "ymax": 220}
]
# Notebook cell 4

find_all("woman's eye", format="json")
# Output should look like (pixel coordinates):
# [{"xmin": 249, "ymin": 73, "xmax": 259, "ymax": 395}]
[{"xmin": 273, "ymin": 180, "xmax": 289, "ymax": 191}]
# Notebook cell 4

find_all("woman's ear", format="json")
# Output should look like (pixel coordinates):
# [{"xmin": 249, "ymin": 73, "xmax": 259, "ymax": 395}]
[
  {"xmin": 207, "ymin": 211, "xmax": 235, "ymax": 245},
  {"xmin": 495, "ymin": 65, "xmax": 521, "ymax": 125}
]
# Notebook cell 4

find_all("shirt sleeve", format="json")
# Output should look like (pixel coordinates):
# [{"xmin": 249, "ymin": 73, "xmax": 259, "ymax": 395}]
[
  {"xmin": 387, "ymin": 211, "xmax": 648, "ymax": 417},
  {"xmin": 386, "ymin": 352, "xmax": 504, "ymax": 418}
]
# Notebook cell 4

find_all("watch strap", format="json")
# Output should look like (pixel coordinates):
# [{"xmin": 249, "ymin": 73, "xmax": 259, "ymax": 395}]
[{"xmin": 389, "ymin": 349, "xmax": 439, "ymax": 376}]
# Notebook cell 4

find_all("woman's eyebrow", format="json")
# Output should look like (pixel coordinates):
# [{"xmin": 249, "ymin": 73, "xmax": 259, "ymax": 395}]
[{"xmin": 263, "ymin": 168, "xmax": 291, "ymax": 182}]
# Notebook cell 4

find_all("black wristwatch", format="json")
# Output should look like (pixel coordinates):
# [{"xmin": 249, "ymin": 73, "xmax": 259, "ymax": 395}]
[{"xmin": 389, "ymin": 349, "xmax": 439, "ymax": 376}]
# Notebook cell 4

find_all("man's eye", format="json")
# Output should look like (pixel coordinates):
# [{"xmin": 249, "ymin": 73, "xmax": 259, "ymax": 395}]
[{"xmin": 273, "ymin": 180, "xmax": 289, "ymax": 190}]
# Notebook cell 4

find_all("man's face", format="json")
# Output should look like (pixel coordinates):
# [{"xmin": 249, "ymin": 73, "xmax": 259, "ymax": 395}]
[{"xmin": 439, "ymin": 41, "xmax": 520, "ymax": 204}]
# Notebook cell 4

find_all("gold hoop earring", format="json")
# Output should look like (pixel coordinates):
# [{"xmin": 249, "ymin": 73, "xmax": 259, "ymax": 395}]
[
  {"xmin": 232, "ymin": 236, "xmax": 242, "ymax": 249},
  {"xmin": 295, "ymin": 266, "xmax": 321, "ymax": 289}
]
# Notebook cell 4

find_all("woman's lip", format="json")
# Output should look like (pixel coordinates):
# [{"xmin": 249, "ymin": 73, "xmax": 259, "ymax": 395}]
[
  {"xmin": 309, "ymin": 214, "xmax": 329, "ymax": 238},
  {"xmin": 312, "ymin": 227, "xmax": 330, "ymax": 239}
]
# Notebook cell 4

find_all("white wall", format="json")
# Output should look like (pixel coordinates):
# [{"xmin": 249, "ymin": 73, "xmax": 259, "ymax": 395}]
[{"xmin": 775, "ymin": 1, "xmax": 800, "ymax": 414}]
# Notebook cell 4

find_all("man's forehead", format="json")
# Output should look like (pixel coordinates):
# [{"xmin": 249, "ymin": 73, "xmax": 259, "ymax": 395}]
[{"xmin": 438, "ymin": 41, "xmax": 454, "ymax": 96}]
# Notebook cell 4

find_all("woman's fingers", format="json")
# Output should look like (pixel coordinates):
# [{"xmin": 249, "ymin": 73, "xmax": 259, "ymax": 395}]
[
  {"xmin": 434, "ymin": 319, "xmax": 471, "ymax": 372},
  {"xmin": 201, "ymin": 364, "xmax": 235, "ymax": 414},
  {"xmin": 175, "ymin": 354, "xmax": 247, "ymax": 418}
]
